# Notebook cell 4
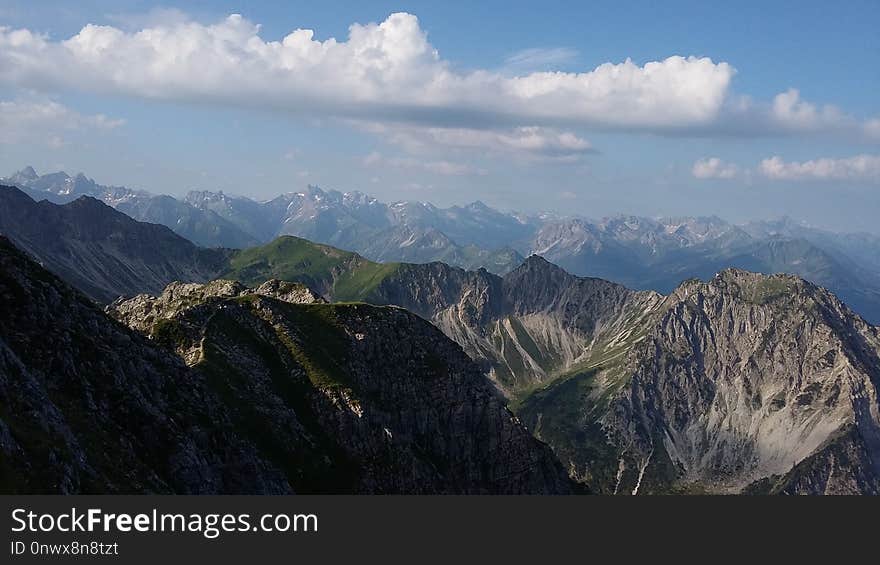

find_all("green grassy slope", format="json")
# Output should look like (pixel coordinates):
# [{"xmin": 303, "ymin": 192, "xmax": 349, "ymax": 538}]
[{"xmin": 222, "ymin": 235, "xmax": 401, "ymax": 302}]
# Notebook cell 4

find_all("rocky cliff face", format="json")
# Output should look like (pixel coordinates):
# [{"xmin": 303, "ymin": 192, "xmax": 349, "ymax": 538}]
[
  {"xmin": 370, "ymin": 256, "xmax": 662, "ymax": 395},
  {"xmin": 519, "ymin": 269, "xmax": 880, "ymax": 494},
  {"xmin": 0, "ymin": 185, "xmax": 229, "ymax": 303},
  {"xmin": 0, "ymin": 236, "xmax": 572, "ymax": 494},
  {"xmin": 108, "ymin": 283, "xmax": 572, "ymax": 494}
]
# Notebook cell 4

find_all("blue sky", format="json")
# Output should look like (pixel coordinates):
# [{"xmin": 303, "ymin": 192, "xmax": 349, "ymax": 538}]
[{"xmin": 1, "ymin": 1, "xmax": 878, "ymax": 231}]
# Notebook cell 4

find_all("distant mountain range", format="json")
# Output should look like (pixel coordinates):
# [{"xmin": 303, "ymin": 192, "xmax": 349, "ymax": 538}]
[
  {"xmin": 4, "ymin": 167, "xmax": 526, "ymax": 273},
  {"xmin": 1, "ymin": 182, "xmax": 879, "ymax": 494},
  {"xmin": 532, "ymin": 215, "xmax": 880, "ymax": 324},
  {"xmin": 6, "ymin": 166, "xmax": 880, "ymax": 323}
]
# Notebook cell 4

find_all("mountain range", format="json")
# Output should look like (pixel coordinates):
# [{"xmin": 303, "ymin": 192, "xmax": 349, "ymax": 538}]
[
  {"xmin": 532, "ymin": 215, "xmax": 880, "ymax": 324},
  {"xmin": 0, "ymin": 234, "xmax": 572, "ymax": 494},
  {"xmin": 6, "ymin": 167, "xmax": 880, "ymax": 324},
  {"xmin": 2, "ymin": 183, "xmax": 879, "ymax": 493},
  {"xmin": 3, "ymin": 167, "xmax": 525, "ymax": 273},
  {"xmin": 192, "ymin": 234, "xmax": 880, "ymax": 493}
]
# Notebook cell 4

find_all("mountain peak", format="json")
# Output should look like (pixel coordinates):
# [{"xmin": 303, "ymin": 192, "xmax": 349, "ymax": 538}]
[
  {"xmin": 713, "ymin": 267, "xmax": 801, "ymax": 286},
  {"xmin": 504, "ymin": 254, "xmax": 569, "ymax": 282},
  {"xmin": 70, "ymin": 194, "xmax": 104, "ymax": 204},
  {"xmin": 670, "ymin": 268, "xmax": 813, "ymax": 308},
  {"xmin": 467, "ymin": 200, "xmax": 491, "ymax": 211},
  {"xmin": 17, "ymin": 166, "xmax": 38, "ymax": 180},
  {"xmin": 523, "ymin": 253, "xmax": 552, "ymax": 267}
]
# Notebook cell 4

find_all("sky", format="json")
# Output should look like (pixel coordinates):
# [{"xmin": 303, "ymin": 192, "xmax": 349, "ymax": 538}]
[{"xmin": 1, "ymin": 0, "xmax": 878, "ymax": 232}]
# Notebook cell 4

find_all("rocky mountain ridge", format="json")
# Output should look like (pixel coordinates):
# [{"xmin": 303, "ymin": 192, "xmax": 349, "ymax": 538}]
[
  {"xmin": 221, "ymin": 236, "xmax": 664, "ymax": 395},
  {"xmin": 531, "ymin": 215, "xmax": 880, "ymax": 323},
  {"xmin": 0, "ymin": 185, "xmax": 229, "ymax": 302},
  {"xmin": 222, "ymin": 236, "xmax": 880, "ymax": 493},
  {"xmin": 519, "ymin": 269, "xmax": 880, "ymax": 494},
  {"xmin": 0, "ymin": 236, "xmax": 572, "ymax": 494}
]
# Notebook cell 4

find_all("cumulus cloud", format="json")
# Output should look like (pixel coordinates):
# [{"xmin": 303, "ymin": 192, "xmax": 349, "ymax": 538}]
[
  {"xmin": 1, "ymin": 11, "xmax": 874, "ymax": 145},
  {"xmin": 692, "ymin": 157, "xmax": 739, "ymax": 179},
  {"xmin": 363, "ymin": 151, "xmax": 485, "ymax": 176},
  {"xmin": 0, "ymin": 98, "xmax": 124, "ymax": 145},
  {"xmin": 683, "ymin": 89, "xmax": 877, "ymax": 141},
  {"xmin": 759, "ymin": 154, "xmax": 880, "ymax": 182},
  {"xmin": 0, "ymin": 13, "xmax": 735, "ymax": 132},
  {"xmin": 770, "ymin": 89, "xmax": 849, "ymax": 132}
]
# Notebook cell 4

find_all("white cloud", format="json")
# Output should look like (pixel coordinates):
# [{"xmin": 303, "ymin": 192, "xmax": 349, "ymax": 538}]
[
  {"xmin": 692, "ymin": 157, "xmax": 739, "ymax": 179},
  {"xmin": 1, "ymin": 12, "xmax": 873, "ymax": 146},
  {"xmin": 0, "ymin": 13, "xmax": 735, "ymax": 132},
  {"xmin": 363, "ymin": 151, "xmax": 484, "ymax": 176},
  {"xmin": 0, "ymin": 98, "xmax": 124, "ymax": 146},
  {"xmin": 770, "ymin": 88, "xmax": 849, "ymax": 132},
  {"xmin": 685, "ymin": 89, "xmax": 877, "ymax": 141},
  {"xmin": 759, "ymin": 154, "xmax": 880, "ymax": 182}
]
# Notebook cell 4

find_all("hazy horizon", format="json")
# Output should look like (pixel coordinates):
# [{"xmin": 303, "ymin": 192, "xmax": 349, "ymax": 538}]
[{"xmin": 7, "ymin": 163, "xmax": 879, "ymax": 237}]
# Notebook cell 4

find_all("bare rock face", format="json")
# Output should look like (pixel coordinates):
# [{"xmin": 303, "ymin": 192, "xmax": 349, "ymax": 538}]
[
  {"xmin": 97, "ymin": 270, "xmax": 572, "ymax": 494},
  {"xmin": 370, "ymin": 256, "xmax": 663, "ymax": 394},
  {"xmin": 375, "ymin": 259, "xmax": 880, "ymax": 494},
  {"xmin": 519, "ymin": 268, "xmax": 880, "ymax": 494},
  {"xmin": 108, "ymin": 278, "xmax": 323, "ymax": 336},
  {"xmin": 254, "ymin": 279, "xmax": 326, "ymax": 304}
]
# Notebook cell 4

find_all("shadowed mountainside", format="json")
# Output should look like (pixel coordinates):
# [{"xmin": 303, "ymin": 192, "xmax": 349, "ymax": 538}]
[{"xmin": 0, "ymin": 236, "xmax": 572, "ymax": 494}]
